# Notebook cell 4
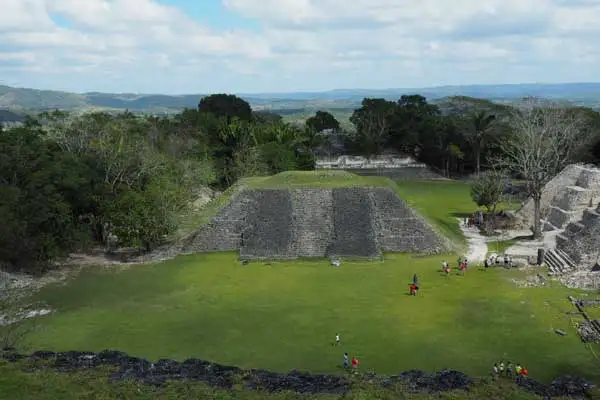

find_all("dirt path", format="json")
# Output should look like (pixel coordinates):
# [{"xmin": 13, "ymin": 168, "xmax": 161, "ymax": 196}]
[{"xmin": 456, "ymin": 218, "xmax": 488, "ymax": 262}]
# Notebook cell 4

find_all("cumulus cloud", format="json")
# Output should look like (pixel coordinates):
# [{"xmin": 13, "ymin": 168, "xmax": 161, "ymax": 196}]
[{"xmin": 0, "ymin": 0, "xmax": 599, "ymax": 93}]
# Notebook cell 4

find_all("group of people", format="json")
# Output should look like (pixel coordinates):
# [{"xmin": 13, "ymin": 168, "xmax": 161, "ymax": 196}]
[
  {"xmin": 493, "ymin": 361, "xmax": 529, "ymax": 380},
  {"xmin": 485, "ymin": 253, "xmax": 513, "ymax": 269},
  {"xmin": 335, "ymin": 334, "xmax": 360, "ymax": 371},
  {"xmin": 441, "ymin": 257, "xmax": 469, "ymax": 276}
]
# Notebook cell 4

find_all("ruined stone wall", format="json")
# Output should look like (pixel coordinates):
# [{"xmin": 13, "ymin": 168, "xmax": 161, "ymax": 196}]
[
  {"xmin": 327, "ymin": 188, "xmax": 381, "ymax": 259},
  {"xmin": 289, "ymin": 189, "xmax": 334, "ymax": 258},
  {"xmin": 516, "ymin": 164, "xmax": 587, "ymax": 228},
  {"xmin": 1, "ymin": 350, "xmax": 593, "ymax": 398},
  {"xmin": 183, "ymin": 192, "xmax": 253, "ymax": 253},
  {"xmin": 345, "ymin": 167, "xmax": 444, "ymax": 181},
  {"xmin": 557, "ymin": 207, "xmax": 600, "ymax": 266},
  {"xmin": 239, "ymin": 190, "xmax": 294, "ymax": 260},
  {"xmin": 369, "ymin": 188, "xmax": 451, "ymax": 254}
]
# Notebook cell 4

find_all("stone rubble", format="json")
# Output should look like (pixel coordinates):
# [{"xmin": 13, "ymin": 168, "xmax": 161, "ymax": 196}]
[{"xmin": 0, "ymin": 349, "xmax": 594, "ymax": 398}]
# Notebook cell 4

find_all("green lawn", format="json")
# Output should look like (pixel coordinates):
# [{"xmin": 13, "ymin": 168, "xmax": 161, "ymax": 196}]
[
  {"xmin": 394, "ymin": 180, "xmax": 476, "ymax": 248},
  {"xmin": 13, "ymin": 176, "xmax": 600, "ymax": 393},
  {"xmin": 24, "ymin": 252, "xmax": 599, "ymax": 383}
]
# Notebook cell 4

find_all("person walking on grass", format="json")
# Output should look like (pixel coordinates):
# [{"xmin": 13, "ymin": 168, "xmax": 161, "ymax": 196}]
[
  {"xmin": 506, "ymin": 361, "xmax": 513, "ymax": 378},
  {"xmin": 492, "ymin": 363, "xmax": 499, "ymax": 380},
  {"xmin": 499, "ymin": 361, "xmax": 505, "ymax": 376},
  {"xmin": 409, "ymin": 283, "xmax": 417, "ymax": 296},
  {"xmin": 335, "ymin": 333, "xmax": 340, "ymax": 346},
  {"xmin": 343, "ymin": 353, "xmax": 349, "ymax": 369},
  {"xmin": 351, "ymin": 356, "xmax": 359, "ymax": 372},
  {"xmin": 413, "ymin": 273, "xmax": 418, "ymax": 286}
]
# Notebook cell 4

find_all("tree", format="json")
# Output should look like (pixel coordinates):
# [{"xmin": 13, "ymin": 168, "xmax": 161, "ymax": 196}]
[
  {"xmin": 493, "ymin": 98, "xmax": 593, "ymax": 238},
  {"xmin": 198, "ymin": 94, "xmax": 253, "ymax": 122},
  {"xmin": 470, "ymin": 170, "xmax": 507, "ymax": 231},
  {"xmin": 460, "ymin": 111, "xmax": 497, "ymax": 175},
  {"xmin": 305, "ymin": 111, "xmax": 340, "ymax": 133},
  {"xmin": 0, "ymin": 125, "xmax": 90, "ymax": 273},
  {"xmin": 388, "ymin": 95, "xmax": 441, "ymax": 156},
  {"xmin": 349, "ymin": 98, "xmax": 396, "ymax": 156}
]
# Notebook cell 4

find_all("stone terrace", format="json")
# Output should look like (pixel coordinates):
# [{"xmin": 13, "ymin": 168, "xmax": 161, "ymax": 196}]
[
  {"xmin": 184, "ymin": 192, "xmax": 254, "ymax": 253},
  {"xmin": 369, "ymin": 188, "xmax": 450, "ymax": 254},
  {"xmin": 239, "ymin": 190, "xmax": 294, "ymax": 260},
  {"xmin": 327, "ymin": 188, "xmax": 381, "ymax": 259},
  {"xmin": 184, "ymin": 187, "xmax": 449, "ymax": 260}
]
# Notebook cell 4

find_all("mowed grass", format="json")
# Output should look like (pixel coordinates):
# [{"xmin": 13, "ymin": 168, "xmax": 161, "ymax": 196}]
[
  {"xmin": 24, "ymin": 252, "xmax": 600, "ymax": 383},
  {"xmin": 394, "ymin": 180, "xmax": 475, "ymax": 247}
]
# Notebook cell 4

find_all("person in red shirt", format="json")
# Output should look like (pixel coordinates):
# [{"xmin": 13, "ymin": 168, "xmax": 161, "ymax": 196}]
[
  {"xmin": 409, "ymin": 283, "xmax": 416, "ymax": 296},
  {"xmin": 520, "ymin": 367, "xmax": 528, "ymax": 376},
  {"xmin": 351, "ymin": 356, "xmax": 358, "ymax": 370}
]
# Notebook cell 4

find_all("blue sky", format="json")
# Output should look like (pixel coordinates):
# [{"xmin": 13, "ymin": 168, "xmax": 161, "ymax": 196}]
[{"xmin": 1, "ymin": 0, "xmax": 599, "ymax": 94}]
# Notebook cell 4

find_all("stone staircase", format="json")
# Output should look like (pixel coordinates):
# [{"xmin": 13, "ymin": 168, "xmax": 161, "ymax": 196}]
[
  {"xmin": 545, "ymin": 248, "xmax": 577, "ymax": 276},
  {"xmin": 289, "ymin": 189, "xmax": 334, "ymax": 258}
]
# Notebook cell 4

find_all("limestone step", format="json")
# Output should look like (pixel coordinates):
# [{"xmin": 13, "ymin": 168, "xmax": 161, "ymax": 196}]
[
  {"xmin": 582, "ymin": 209, "xmax": 600, "ymax": 230},
  {"xmin": 556, "ymin": 248, "xmax": 578, "ymax": 269},
  {"xmin": 546, "ymin": 206, "xmax": 578, "ymax": 229},
  {"xmin": 576, "ymin": 167, "xmax": 600, "ymax": 189},
  {"xmin": 554, "ymin": 185, "xmax": 593, "ymax": 211},
  {"xmin": 545, "ymin": 249, "xmax": 570, "ymax": 275}
]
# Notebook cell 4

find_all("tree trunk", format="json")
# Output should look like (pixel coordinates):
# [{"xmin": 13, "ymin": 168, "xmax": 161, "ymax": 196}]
[
  {"xmin": 533, "ymin": 195, "xmax": 542, "ymax": 239},
  {"xmin": 475, "ymin": 147, "xmax": 481, "ymax": 176}
]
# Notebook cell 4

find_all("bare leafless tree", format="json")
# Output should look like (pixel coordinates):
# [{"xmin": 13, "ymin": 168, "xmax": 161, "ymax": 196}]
[{"xmin": 492, "ymin": 98, "xmax": 593, "ymax": 238}]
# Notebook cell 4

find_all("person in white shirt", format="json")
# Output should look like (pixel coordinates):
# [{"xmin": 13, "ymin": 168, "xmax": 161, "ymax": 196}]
[{"xmin": 335, "ymin": 333, "xmax": 340, "ymax": 345}]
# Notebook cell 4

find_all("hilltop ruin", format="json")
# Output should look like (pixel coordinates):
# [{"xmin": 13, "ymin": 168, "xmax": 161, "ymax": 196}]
[
  {"xmin": 184, "ymin": 187, "xmax": 451, "ymax": 260},
  {"xmin": 512, "ymin": 164, "xmax": 600, "ymax": 285}
]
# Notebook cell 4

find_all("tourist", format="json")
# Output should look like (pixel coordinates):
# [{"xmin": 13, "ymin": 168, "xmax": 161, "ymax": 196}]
[
  {"xmin": 457, "ymin": 257, "xmax": 462, "ymax": 269},
  {"xmin": 343, "ymin": 353, "xmax": 349, "ymax": 369},
  {"xmin": 492, "ymin": 363, "xmax": 499, "ymax": 379},
  {"xmin": 409, "ymin": 283, "xmax": 417, "ymax": 296},
  {"xmin": 484, "ymin": 258, "xmax": 489, "ymax": 270},
  {"xmin": 413, "ymin": 273, "xmax": 418, "ymax": 286},
  {"xmin": 335, "ymin": 333, "xmax": 340, "ymax": 345},
  {"xmin": 351, "ymin": 356, "xmax": 359, "ymax": 371},
  {"xmin": 460, "ymin": 262, "xmax": 466, "ymax": 275},
  {"xmin": 508, "ymin": 255, "xmax": 513, "ymax": 268},
  {"xmin": 499, "ymin": 361, "xmax": 504, "ymax": 376},
  {"xmin": 442, "ymin": 260, "xmax": 447, "ymax": 270},
  {"xmin": 520, "ymin": 366, "xmax": 528, "ymax": 377},
  {"xmin": 506, "ymin": 361, "xmax": 513, "ymax": 378},
  {"xmin": 515, "ymin": 363, "xmax": 522, "ymax": 375}
]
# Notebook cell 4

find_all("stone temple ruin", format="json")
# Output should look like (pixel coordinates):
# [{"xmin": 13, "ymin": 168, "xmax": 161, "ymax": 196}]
[
  {"xmin": 183, "ymin": 187, "xmax": 451, "ymax": 260},
  {"xmin": 316, "ymin": 155, "xmax": 444, "ymax": 180},
  {"xmin": 513, "ymin": 164, "xmax": 600, "ymax": 282}
]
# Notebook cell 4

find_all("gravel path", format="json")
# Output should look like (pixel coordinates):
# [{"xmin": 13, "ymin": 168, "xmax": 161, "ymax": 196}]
[{"xmin": 456, "ymin": 218, "xmax": 488, "ymax": 262}]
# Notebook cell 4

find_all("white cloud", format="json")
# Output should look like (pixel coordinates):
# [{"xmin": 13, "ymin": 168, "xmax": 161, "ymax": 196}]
[{"xmin": 0, "ymin": 0, "xmax": 599, "ymax": 93}]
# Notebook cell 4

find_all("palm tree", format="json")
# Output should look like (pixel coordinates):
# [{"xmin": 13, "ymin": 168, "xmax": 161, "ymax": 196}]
[{"xmin": 463, "ymin": 111, "xmax": 497, "ymax": 175}]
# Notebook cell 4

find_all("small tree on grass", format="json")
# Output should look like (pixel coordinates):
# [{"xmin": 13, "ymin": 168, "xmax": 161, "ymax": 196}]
[
  {"xmin": 492, "ymin": 98, "xmax": 592, "ymax": 239},
  {"xmin": 470, "ymin": 170, "xmax": 507, "ymax": 233}
]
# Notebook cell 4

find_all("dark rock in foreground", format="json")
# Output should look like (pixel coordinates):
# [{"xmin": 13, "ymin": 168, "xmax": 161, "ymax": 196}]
[{"xmin": 1, "ymin": 349, "xmax": 595, "ymax": 397}]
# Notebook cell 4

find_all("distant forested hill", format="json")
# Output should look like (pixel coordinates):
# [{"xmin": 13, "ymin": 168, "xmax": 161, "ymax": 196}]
[{"xmin": 0, "ymin": 83, "xmax": 599, "ymax": 113}]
